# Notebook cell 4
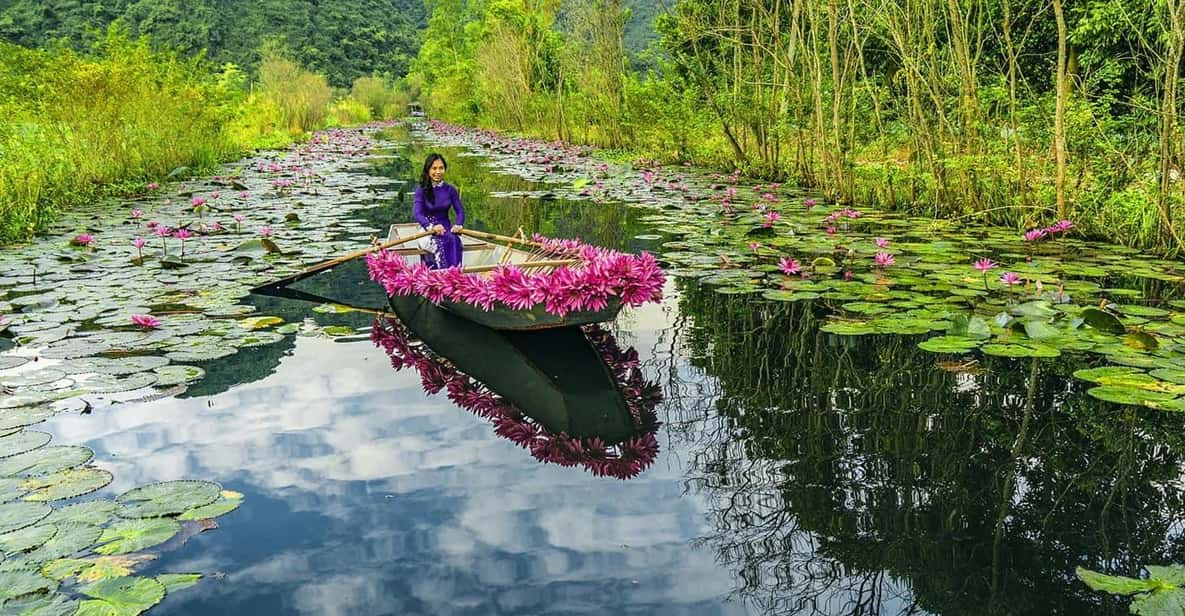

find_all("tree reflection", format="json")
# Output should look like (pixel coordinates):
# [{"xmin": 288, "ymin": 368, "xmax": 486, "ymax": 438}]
[{"xmin": 664, "ymin": 281, "xmax": 1185, "ymax": 615}]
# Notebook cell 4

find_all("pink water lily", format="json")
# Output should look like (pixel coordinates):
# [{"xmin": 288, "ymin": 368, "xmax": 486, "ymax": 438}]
[
  {"xmin": 258, "ymin": 226, "xmax": 273, "ymax": 238},
  {"xmin": 778, "ymin": 257, "xmax": 802, "ymax": 276},
  {"xmin": 131, "ymin": 209, "xmax": 143, "ymax": 220},
  {"xmin": 147, "ymin": 182, "xmax": 160, "ymax": 191},
  {"xmin": 71, "ymin": 234, "xmax": 95, "ymax": 247},
  {"xmin": 191, "ymin": 196, "xmax": 206, "ymax": 208},
  {"xmin": 209, "ymin": 191, "xmax": 220, "ymax": 199},
  {"xmin": 211, "ymin": 221, "xmax": 224, "ymax": 232},
  {"xmin": 747, "ymin": 241, "xmax": 761, "ymax": 252},
  {"xmin": 1023, "ymin": 228, "xmax": 1046, "ymax": 242},
  {"xmin": 132, "ymin": 237, "xmax": 146, "ymax": 261},
  {"xmin": 762, "ymin": 211, "xmax": 781, "ymax": 228},
  {"xmin": 973, "ymin": 258, "xmax": 997, "ymax": 272},
  {"xmin": 999, "ymin": 272, "xmax": 1021, "ymax": 285},
  {"xmin": 130, "ymin": 314, "xmax": 161, "ymax": 329},
  {"xmin": 874, "ymin": 252, "xmax": 895, "ymax": 267},
  {"xmin": 804, "ymin": 198, "xmax": 817, "ymax": 209},
  {"xmin": 173, "ymin": 229, "xmax": 193, "ymax": 240},
  {"xmin": 239, "ymin": 191, "xmax": 250, "ymax": 199},
  {"xmin": 875, "ymin": 237, "xmax": 890, "ymax": 248}
]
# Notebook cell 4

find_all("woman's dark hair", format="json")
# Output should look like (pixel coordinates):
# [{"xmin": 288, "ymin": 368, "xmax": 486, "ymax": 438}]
[{"xmin": 419, "ymin": 153, "xmax": 447, "ymax": 204}]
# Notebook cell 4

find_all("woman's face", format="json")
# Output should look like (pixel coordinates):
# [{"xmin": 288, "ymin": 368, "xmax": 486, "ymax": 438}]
[{"xmin": 429, "ymin": 159, "xmax": 446, "ymax": 183}]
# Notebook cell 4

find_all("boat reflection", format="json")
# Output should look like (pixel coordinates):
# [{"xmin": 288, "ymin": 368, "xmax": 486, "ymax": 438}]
[{"xmin": 375, "ymin": 295, "xmax": 662, "ymax": 479}]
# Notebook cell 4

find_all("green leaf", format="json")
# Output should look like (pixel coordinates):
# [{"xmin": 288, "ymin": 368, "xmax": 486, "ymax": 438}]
[
  {"xmin": 178, "ymin": 493, "xmax": 242, "ymax": 521},
  {"xmin": 1021, "ymin": 320, "xmax": 1060, "ymax": 340},
  {"xmin": 77, "ymin": 576, "xmax": 165, "ymax": 616},
  {"xmin": 21, "ymin": 468, "xmax": 113, "ymax": 502},
  {"xmin": 156, "ymin": 573, "xmax": 201, "ymax": 593},
  {"xmin": 115, "ymin": 480, "xmax": 220, "ymax": 519},
  {"xmin": 946, "ymin": 314, "xmax": 992, "ymax": 340},
  {"xmin": 1125, "ymin": 331, "xmax": 1160, "ymax": 351},
  {"xmin": 94, "ymin": 519, "xmax": 180, "ymax": 555},
  {"xmin": 1087, "ymin": 386, "xmax": 1178, "ymax": 406},
  {"xmin": 1082, "ymin": 307, "xmax": 1126, "ymax": 334},
  {"xmin": 1077, "ymin": 566, "xmax": 1161, "ymax": 595},
  {"xmin": 0, "ymin": 569, "xmax": 57, "ymax": 600}
]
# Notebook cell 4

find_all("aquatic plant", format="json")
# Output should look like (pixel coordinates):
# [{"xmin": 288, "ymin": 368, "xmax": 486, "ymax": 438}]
[
  {"xmin": 1077, "ymin": 565, "xmax": 1185, "ymax": 615},
  {"xmin": 130, "ymin": 315, "xmax": 161, "ymax": 329},
  {"xmin": 70, "ymin": 234, "xmax": 95, "ymax": 248}
]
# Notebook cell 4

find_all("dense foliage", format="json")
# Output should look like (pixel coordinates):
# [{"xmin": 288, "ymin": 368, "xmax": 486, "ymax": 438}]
[
  {"xmin": 0, "ymin": 0, "xmax": 426, "ymax": 86},
  {"xmin": 407, "ymin": 0, "xmax": 1185, "ymax": 254}
]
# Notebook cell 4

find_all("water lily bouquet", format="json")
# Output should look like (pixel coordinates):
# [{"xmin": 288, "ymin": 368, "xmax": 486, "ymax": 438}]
[{"xmin": 367, "ymin": 234, "xmax": 665, "ymax": 318}]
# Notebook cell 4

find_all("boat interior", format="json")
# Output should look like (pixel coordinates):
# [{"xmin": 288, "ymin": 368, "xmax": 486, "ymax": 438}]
[{"xmin": 386, "ymin": 223, "xmax": 577, "ymax": 275}]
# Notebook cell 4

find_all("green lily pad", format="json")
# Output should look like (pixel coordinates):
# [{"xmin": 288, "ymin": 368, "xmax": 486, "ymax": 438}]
[
  {"xmin": 94, "ymin": 519, "xmax": 180, "ymax": 555},
  {"xmin": 1150, "ymin": 368, "xmax": 1185, "ymax": 385},
  {"xmin": 178, "ymin": 491, "xmax": 242, "ymax": 521},
  {"xmin": 980, "ymin": 343, "xmax": 1060, "ymax": 358},
  {"xmin": 79, "ymin": 373, "xmax": 158, "ymax": 394},
  {"xmin": 150, "ymin": 365, "xmax": 204, "ymax": 387},
  {"xmin": 0, "ymin": 357, "xmax": 31, "ymax": 372},
  {"xmin": 21, "ymin": 468, "xmax": 114, "ymax": 502},
  {"xmin": 156, "ymin": 573, "xmax": 201, "ymax": 593},
  {"xmin": 1124, "ymin": 331, "xmax": 1159, "ymax": 351},
  {"xmin": 44, "ymin": 501, "xmax": 117, "ymax": 527},
  {"xmin": 236, "ymin": 316, "xmax": 284, "ymax": 330},
  {"xmin": 947, "ymin": 314, "xmax": 992, "ymax": 340},
  {"xmin": 0, "ymin": 568, "xmax": 57, "ymax": 600},
  {"xmin": 1074, "ymin": 366, "xmax": 1146, "ymax": 384},
  {"xmin": 1082, "ymin": 307, "xmax": 1126, "ymax": 334},
  {"xmin": 0, "ymin": 592, "xmax": 76, "ymax": 615},
  {"xmin": 0, "ymin": 407, "xmax": 56, "ymax": 431},
  {"xmin": 312, "ymin": 304, "xmax": 357, "ymax": 314},
  {"xmin": 1087, "ymin": 386, "xmax": 1178, "ymax": 406},
  {"xmin": 0, "ymin": 446, "xmax": 94, "ymax": 478},
  {"xmin": 0, "ymin": 502, "xmax": 51, "ymax": 535},
  {"xmin": 0, "ymin": 523, "xmax": 57, "ymax": 555},
  {"xmin": 918, "ymin": 336, "xmax": 981, "ymax": 353},
  {"xmin": 820, "ymin": 321, "xmax": 876, "ymax": 336},
  {"xmin": 115, "ymin": 480, "xmax": 220, "ymax": 519},
  {"xmin": 77, "ymin": 575, "xmax": 166, "ymax": 615},
  {"xmin": 0, "ymin": 431, "xmax": 51, "ymax": 459},
  {"xmin": 21, "ymin": 523, "xmax": 102, "ymax": 562}
]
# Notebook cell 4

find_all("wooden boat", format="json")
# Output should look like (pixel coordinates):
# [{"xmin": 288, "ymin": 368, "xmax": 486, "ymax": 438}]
[
  {"xmin": 382, "ymin": 223, "xmax": 625, "ymax": 331},
  {"xmin": 385, "ymin": 294, "xmax": 640, "ymax": 443}
]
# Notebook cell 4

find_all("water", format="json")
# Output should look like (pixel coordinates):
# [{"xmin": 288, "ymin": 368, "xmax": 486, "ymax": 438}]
[{"xmin": 16, "ymin": 131, "xmax": 1185, "ymax": 615}]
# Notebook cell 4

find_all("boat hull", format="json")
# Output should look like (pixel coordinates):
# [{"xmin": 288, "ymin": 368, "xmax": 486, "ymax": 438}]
[{"xmin": 391, "ymin": 296, "xmax": 624, "ymax": 331}]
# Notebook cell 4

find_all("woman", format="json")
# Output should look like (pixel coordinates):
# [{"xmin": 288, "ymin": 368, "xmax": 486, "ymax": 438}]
[{"xmin": 413, "ymin": 153, "xmax": 465, "ymax": 269}]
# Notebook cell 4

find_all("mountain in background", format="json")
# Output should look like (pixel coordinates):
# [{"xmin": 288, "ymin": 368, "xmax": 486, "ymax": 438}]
[
  {"xmin": 624, "ymin": 0, "xmax": 663, "ymax": 55},
  {"xmin": 0, "ymin": 0, "xmax": 426, "ymax": 86}
]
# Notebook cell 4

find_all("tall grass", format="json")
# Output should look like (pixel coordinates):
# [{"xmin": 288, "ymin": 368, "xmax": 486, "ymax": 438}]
[{"xmin": 0, "ymin": 33, "xmax": 348, "ymax": 244}]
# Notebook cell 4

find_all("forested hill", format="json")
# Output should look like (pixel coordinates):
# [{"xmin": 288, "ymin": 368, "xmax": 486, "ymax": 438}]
[
  {"xmin": 0, "ymin": 0, "xmax": 426, "ymax": 86},
  {"xmin": 624, "ymin": 0, "xmax": 661, "ymax": 54}
]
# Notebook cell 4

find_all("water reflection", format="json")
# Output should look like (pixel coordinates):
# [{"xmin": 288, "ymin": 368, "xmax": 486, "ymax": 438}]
[
  {"xmin": 377, "ymin": 296, "xmax": 662, "ymax": 478},
  {"xmin": 667, "ymin": 281, "xmax": 1185, "ymax": 615}
]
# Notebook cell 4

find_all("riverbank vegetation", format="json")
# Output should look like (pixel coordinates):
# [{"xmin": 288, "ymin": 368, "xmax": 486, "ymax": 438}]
[
  {"xmin": 0, "ymin": 31, "xmax": 405, "ymax": 243},
  {"xmin": 407, "ymin": 0, "xmax": 1185, "ymax": 254}
]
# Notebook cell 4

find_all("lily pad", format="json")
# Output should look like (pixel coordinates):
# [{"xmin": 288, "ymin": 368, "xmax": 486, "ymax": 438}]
[
  {"xmin": 115, "ymin": 480, "xmax": 220, "ymax": 519},
  {"xmin": 980, "ymin": 343, "xmax": 1061, "ymax": 359},
  {"xmin": 77, "ymin": 575, "xmax": 166, "ymax": 615},
  {"xmin": 94, "ymin": 519, "xmax": 181, "ymax": 555},
  {"xmin": 0, "ymin": 431, "xmax": 51, "ymax": 459},
  {"xmin": 21, "ymin": 468, "xmax": 114, "ymax": 502},
  {"xmin": 44, "ymin": 501, "xmax": 117, "ymax": 527},
  {"xmin": 1074, "ymin": 366, "xmax": 1146, "ymax": 384},
  {"xmin": 0, "ymin": 446, "xmax": 94, "ymax": 478},
  {"xmin": 156, "ymin": 573, "xmax": 201, "ymax": 593},
  {"xmin": 0, "ymin": 523, "xmax": 57, "ymax": 555},
  {"xmin": 236, "ymin": 316, "xmax": 284, "ymax": 330},
  {"xmin": 178, "ymin": 491, "xmax": 242, "ymax": 521},
  {"xmin": 21, "ymin": 523, "xmax": 103, "ymax": 562},
  {"xmin": 0, "ymin": 502, "xmax": 51, "ymax": 535},
  {"xmin": 918, "ymin": 336, "xmax": 981, "ymax": 354},
  {"xmin": 1087, "ymin": 386, "xmax": 1178, "ymax": 406},
  {"xmin": 0, "ymin": 568, "xmax": 57, "ymax": 600},
  {"xmin": 1082, "ymin": 307, "xmax": 1126, "ymax": 335},
  {"xmin": 78, "ymin": 373, "xmax": 158, "ymax": 394},
  {"xmin": 150, "ymin": 365, "xmax": 204, "ymax": 387},
  {"xmin": 0, "ymin": 407, "xmax": 57, "ymax": 431}
]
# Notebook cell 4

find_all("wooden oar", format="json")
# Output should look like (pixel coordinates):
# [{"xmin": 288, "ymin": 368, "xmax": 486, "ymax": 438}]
[
  {"xmin": 458, "ymin": 228, "xmax": 545, "ymax": 249},
  {"xmin": 251, "ymin": 229, "xmax": 434, "ymax": 292}
]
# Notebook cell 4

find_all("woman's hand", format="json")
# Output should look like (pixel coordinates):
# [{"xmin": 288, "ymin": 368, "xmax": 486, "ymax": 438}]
[
  {"xmin": 432, "ymin": 224, "xmax": 446, "ymax": 235},
  {"xmin": 451, "ymin": 225, "xmax": 464, "ymax": 233}
]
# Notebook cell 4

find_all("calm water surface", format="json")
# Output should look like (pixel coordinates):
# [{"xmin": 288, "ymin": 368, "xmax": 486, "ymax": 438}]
[{"xmin": 33, "ymin": 135, "xmax": 1185, "ymax": 615}]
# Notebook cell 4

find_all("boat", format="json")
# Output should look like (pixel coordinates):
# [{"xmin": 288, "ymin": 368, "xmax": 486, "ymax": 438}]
[
  {"xmin": 374, "ymin": 296, "xmax": 661, "ymax": 478},
  {"xmin": 366, "ymin": 223, "xmax": 664, "ymax": 332}
]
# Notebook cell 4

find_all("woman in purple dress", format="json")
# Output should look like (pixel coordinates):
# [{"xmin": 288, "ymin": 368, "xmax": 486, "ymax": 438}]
[{"xmin": 413, "ymin": 153, "xmax": 466, "ymax": 269}]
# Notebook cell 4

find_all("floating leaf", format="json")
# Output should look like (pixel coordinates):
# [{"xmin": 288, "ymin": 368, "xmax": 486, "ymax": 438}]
[
  {"xmin": 178, "ymin": 492, "xmax": 242, "ymax": 521},
  {"xmin": 980, "ymin": 344, "xmax": 1060, "ymax": 359},
  {"xmin": 79, "ymin": 373, "xmax": 158, "ymax": 394},
  {"xmin": 44, "ymin": 500, "xmax": 117, "ymax": 527},
  {"xmin": 0, "ymin": 446, "xmax": 94, "ymax": 477},
  {"xmin": 1074, "ymin": 367, "xmax": 1146, "ymax": 384},
  {"xmin": 21, "ymin": 468, "xmax": 113, "ymax": 502},
  {"xmin": 947, "ymin": 314, "xmax": 992, "ymax": 340},
  {"xmin": 0, "ymin": 431, "xmax": 51, "ymax": 459},
  {"xmin": 21, "ymin": 523, "xmax": 102, "ymax": 562},
  {"xmin": 0, "ymin": 406, "xmax": 56, "ymax": 430},
  {"xmin": 1082, "ymin": 307, "xmax": 1126, "ymax": 334},
  {"xmin": 115, "ymin": 480, "xmax": 220, "ymax": 519},
  {"xmin": 94, "ymin": 519, "xmax": 180, "ymax": 555},
  {"xmin": 1124, "ymin": 331, "xmax": 1160, "ymax": 351},
  {"xmin": 1076, "ymin": 566, "xmax": 1163, "ymax": 595},
  {"xmin": 151, "ymin": 365, "xmax": 204, "ymax": 387},
  {"xmin": 918, "ymin": 336, "xmax": 981, "ymax": 354},
  {"xmin": 156, "ymin": 573, "xmax": 201, "ymax": 593},
  {"xmin": 236, "ymin": 316, "xmax": 284, "ymax": 330},
  {"xmin": 0, "ymin": 523, "xmax": 57, "ymax": 555},
  {"xmin": 76, "ymin": 576, "xmax": 166, "ymax": 615},
  {"xmin": 0, "ymin": 568, "xmax": 57, "ymax": 600},
  {"xmin": 0, "ymin": 594, "xmax": 77, "ymax": 615},
  {"xmin": 1087, "ymin": 386, "xmax": 1178, "ymax": 406}
]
